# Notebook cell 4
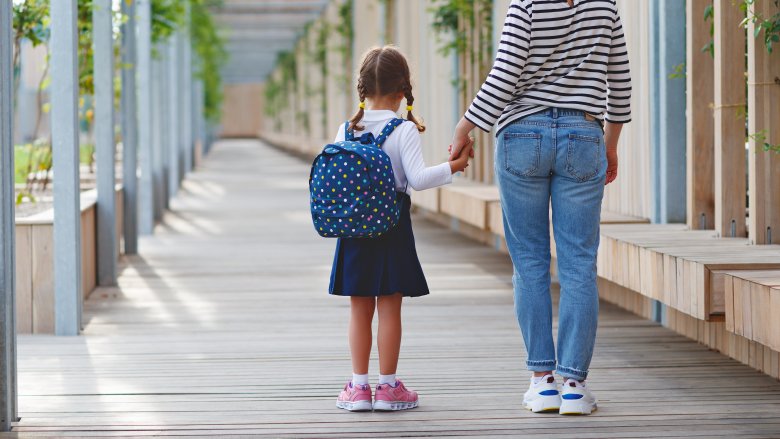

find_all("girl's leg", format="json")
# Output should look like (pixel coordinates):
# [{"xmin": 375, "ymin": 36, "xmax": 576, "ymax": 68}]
[
  {"xmin": 377, "ymin": 293, "xmax": 403, "ymax": 375},
  {"xmin": 350, "ymin": 297, "xmax": 377, "ymax": 375},
  {"xmin": 374, "ymin": 293, "xmax": 418, "ymax": 411}
]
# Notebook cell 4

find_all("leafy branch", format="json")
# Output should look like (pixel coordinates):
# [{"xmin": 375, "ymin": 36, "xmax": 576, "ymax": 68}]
[
  {"xmin": 740, "ymin": 0, "xmax": 780, "ymax": 53},
  {"xmin": 749, "ymin": 130, "xmax": 780, "ymax": 153}
]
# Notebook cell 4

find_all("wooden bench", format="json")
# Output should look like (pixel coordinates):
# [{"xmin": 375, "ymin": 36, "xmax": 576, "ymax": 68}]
[
  {"xmin": 15, "ymin": 187, "xmax": 123, "ymax": 334},
  {"xmin": 598, "ymin": 224, "xmax": 780, "ymax": 320},
  {"xmin": 415, "ymin": 181, "xmax": 651, "ymax": 250},
  {"xmin": 439, "ymin": 183, "xmax": 500, "ymax": 230},
  {"xmin": 723, "ymin": 270, "xmax": 780, "ymax": 351}
]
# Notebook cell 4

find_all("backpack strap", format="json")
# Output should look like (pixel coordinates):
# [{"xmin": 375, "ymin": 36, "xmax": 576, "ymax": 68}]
[
  {"xmin": 374, "ymin": 118, "xmax": 405, "ymax": 149},
  {"xmin": 344, "ymin": 121, "xmax": 355, "ymax": 141}
]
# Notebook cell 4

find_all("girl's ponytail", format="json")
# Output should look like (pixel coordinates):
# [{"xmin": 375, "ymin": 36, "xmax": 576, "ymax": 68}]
[
  {"xmin": 348, "ymin": 78, "xmax": 367, "ymax": 133},
  {"xmin": 404, "ymin": 82, "xmax": 425, "ymax": 133}
]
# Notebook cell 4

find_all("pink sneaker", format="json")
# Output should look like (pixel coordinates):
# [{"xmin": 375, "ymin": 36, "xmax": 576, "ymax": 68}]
[
  {"xmin": 373, "ymin": 379, "xmax": 419, "ymax": 411},
  {"xmin": 336, "ymin": 381, "xmax": 373, "ymax": 412}
]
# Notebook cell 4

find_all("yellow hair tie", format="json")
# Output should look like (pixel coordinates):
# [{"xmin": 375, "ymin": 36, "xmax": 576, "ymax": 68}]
[
  {"xmin": 359, "ymin": 102, "xmax": 366, "ymax": 109},
  {"xmin": 406, "ymin": 105, "xmax": 414, "ymax": 111}
]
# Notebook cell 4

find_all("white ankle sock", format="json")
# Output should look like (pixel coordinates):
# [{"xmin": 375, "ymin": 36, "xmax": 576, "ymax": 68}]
[
  {"xmin": 352, "ymin": 373, "xmax": 369, "ymax": 385},
  {"xmin": 378, "ymin": 374, "xmax": 396, "ymax": 385},
  {"xmin": 532, "ymin": 374, "xmax": 554, "ymax": 385}
]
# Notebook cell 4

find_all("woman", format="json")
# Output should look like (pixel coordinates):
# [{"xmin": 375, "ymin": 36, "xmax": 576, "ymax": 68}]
[{"xmin": 449, "ymin": 0, "xmax": 631, "ymax": 415}]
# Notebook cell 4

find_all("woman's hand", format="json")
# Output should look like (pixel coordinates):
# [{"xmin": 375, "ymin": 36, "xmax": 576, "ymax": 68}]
[
  {"xmin": 604, "ymin": 121, "xmax": 623, "ymax": 185},
  {"xmin": 606, "ymin": 148, "xmax": 618, "ymax": 185},
  {"xmin": 449, "ymin": 143, "xmax": 473, "ymax": 174},
  {"xmin": 449, "ymin": 117, "xmax": 477, "ymax": 161}
]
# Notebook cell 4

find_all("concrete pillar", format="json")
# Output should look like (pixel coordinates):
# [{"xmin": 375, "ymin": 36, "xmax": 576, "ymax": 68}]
[
  {"xmin": 136, "ymin": 0, "xmax": 155, "ymax": 235},
  {"xmin": 93, "ymin": 0, "xmax": 117, "ymax": 286},
  {"xmin": 121, "ymin": 0, "xmax": 139, "ymax": 254},
  {"xmin": 650, "ymin": 0, "xmax": 687, "ymax": 223},
  {"xmin": 50, "ymin": 0, "xmax": 82, "ymax": 335},
  {"xmin": 0, "ymin": 0, "xmax": 18, "ymax": 429}
]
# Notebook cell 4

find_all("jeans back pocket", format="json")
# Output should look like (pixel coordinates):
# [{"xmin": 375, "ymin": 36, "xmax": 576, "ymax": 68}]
[
  {"xmin": 566, "ymin": 134, "xmax": 602, "ymax": 182},
  {"xmin": 503, "ymin": 132, "xmax": 542, "ymax": 177}
]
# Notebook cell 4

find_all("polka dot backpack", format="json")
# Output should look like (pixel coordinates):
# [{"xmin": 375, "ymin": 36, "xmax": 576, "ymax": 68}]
[{"xmin": 309, "ymin": 118, "xmax": 406, "ymax": 238}]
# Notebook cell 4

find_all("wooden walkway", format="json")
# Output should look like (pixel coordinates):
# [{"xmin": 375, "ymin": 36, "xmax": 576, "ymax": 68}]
[{"xmin": 9, "ymin": 140, "xmax": 780, "ymax": 438}]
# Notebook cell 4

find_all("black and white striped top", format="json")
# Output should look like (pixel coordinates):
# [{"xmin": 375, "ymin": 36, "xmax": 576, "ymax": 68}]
[{"xmin": 466, "ymin": 0, "xmax": 632, "ymax": 134}]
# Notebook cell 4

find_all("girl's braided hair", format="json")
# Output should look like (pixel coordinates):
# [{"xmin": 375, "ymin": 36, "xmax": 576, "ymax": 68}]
[{"xmin": 348, "ymin": 46, "xmax": 425, "ymax": 134}]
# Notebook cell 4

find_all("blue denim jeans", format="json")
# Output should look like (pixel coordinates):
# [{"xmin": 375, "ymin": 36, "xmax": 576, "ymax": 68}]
[{"xmin": 495, "ymin": 108, "xmax": 606, "ymax": 381}]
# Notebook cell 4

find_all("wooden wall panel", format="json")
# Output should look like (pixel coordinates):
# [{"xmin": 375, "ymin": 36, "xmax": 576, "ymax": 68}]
[
  {"xmin": 747, "ymin": 0, "xmax": 780, "ymax": 245},
  {"xmin": 686, "ymin": 0, "xmax": 715, "ymax": 230},
  {"xmin": 31, "ymin": 224, "xmax": 54, "ymax": 334},
  {"xmin": 603, "ymin": 0, "xmax": 653, "ymax": 219},
  {"xmin": 713, "ymin": 0, "xmax": 747, "ymax": 238},
  {"xmin": 221, "ymin": 83, "xmax": 264, "ymax": 138},
  {"xmin": 324, "ymin": 0, "xmax": 350, "ymax": 142},
  {"xmin": 352, "ymin": 0, "xmax": 383, "ymax": 86},
  {"xmin": 295, "ymin": 38, "xmax": 309, "ymax": 152},
  {"xmin": 308, "ymin": 22, "xmax": 327, "ymax": 146},
  {"xmin": 394, "ymin": 1, "xmax": 457, "ymax": 172},
  {"xmin": 81, "ymin": 206, "xmax": 97, "ymax": 300},
  {"xmin": 15, "ymin": 226, "xmax": 33, "ymax": 334}
]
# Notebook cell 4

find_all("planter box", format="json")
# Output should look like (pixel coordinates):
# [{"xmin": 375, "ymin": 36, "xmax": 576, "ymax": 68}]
[{"xmin": 15, "ymin": 186, "xmax": 123, "ymax": 334}]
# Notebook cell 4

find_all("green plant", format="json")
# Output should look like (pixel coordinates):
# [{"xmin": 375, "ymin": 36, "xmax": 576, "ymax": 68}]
[
  {"xmin": 336, "ymin": 0, "xmax": 354, "ymax": 60},
  {"xmin": 748, "ymin": 130, "xmax": 780, "ymax": 153},
  {"xmin": 151, "ymin": 0, "xmax": 185, "ymax": 46},
  {"xmin": 13, "ymin": 138, "xmax": 91, "ymax": 203},
  {"xmin": 315, "ymin": 22, "xmax": 329, "ymax": 133},
  {"xmin": 739, "ymin": 1, "xmax": 780, "ymax": 154},
  {"xmin": 333, "ymin": 0, "xmax": 354, "ymax": 89},
  {"xmin": 190, "ymin": 0, "xmax": 227, "ymax": 122},
  {"xmin": 669, "ymin": 62, "xmax": 687, "ymax": 79},
  {"xmin": 429, "ymin": 0, "xmax": 467, "ymax": 57},
  {"xmin": 703, "ymin": 3, "xmax": 715, "ymax": 57},
  {"xmin": 429, "ymin": 0, "xmax": 493, "ymax": 99},
  {"xmin": 740, "ymin": 0, "xmax": 780, "ymax": 53},
  {"xmin": 11, "ymin": 0, "xmax": 49, "ymax": 110},
  {"xmin": 265, "ymin": 50, "xmax": 298, "ymax": 118}
]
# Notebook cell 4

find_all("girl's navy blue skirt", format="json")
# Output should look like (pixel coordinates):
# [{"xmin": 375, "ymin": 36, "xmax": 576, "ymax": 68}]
[{"xmin": 329, "ymin": 193, "xmax": 430, "ymax": 297}]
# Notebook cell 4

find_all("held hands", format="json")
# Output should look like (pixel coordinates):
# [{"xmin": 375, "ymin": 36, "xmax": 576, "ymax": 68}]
[
  {"xmin": 449, "ymin": 118, "xmax": 478, "ymax": 162},
  {"xmin": 448, "ymin": 117, "xmax": 477, "ymax": 174},
  {"xmin": 449, "ymin": 140, "xmax": 474, "ymax": 174}
]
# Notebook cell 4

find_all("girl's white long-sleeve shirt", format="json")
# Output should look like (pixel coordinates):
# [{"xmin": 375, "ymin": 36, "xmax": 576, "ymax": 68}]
[{"xmin": 333, "ymin": 110, "xmax": 452, "ymax": 194}]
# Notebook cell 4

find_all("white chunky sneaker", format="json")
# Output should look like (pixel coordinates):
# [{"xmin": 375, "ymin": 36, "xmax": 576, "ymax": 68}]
[
  {"xmin": 559, "ymin": 378, "xmax": 597, "ymax": 415},
  {"xmin": 523, "ymin": 374, "xmax": 561, "ymax": 413}
]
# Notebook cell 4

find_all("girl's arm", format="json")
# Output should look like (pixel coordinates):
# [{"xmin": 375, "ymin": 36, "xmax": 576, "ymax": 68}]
[{"xmin": 399, "ymin": 127, "xmax": 454, "ymax": 192}]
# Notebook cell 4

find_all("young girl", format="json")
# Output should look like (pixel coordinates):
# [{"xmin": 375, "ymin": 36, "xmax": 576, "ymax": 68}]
[{"xmin": 330, "ymin": 46, "xmax": 472, "ymax": 412}]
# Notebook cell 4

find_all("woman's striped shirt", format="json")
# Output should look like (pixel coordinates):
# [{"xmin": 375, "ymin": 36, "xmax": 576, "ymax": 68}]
[{"xmin": 465, "ymin": 0, "xmax": 632, "ymax": 134}]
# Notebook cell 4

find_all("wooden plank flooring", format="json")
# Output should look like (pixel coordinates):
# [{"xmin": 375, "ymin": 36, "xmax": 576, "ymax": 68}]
[{"xmin": 8, "ymin": 140, "xmax": 780, "ymax": 438}]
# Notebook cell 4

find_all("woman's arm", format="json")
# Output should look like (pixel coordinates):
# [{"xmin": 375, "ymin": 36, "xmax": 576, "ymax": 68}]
[
  {"xmin": 606, "ymin": 9, "xmax": 632, "ymax": 124},
  {"xmin": 604, "ymin": 7, "xmax": 632, "ymax": 185},
  {"xmin": 451, "ymin": 0, "xmax": 531, "ymax": 159}
]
